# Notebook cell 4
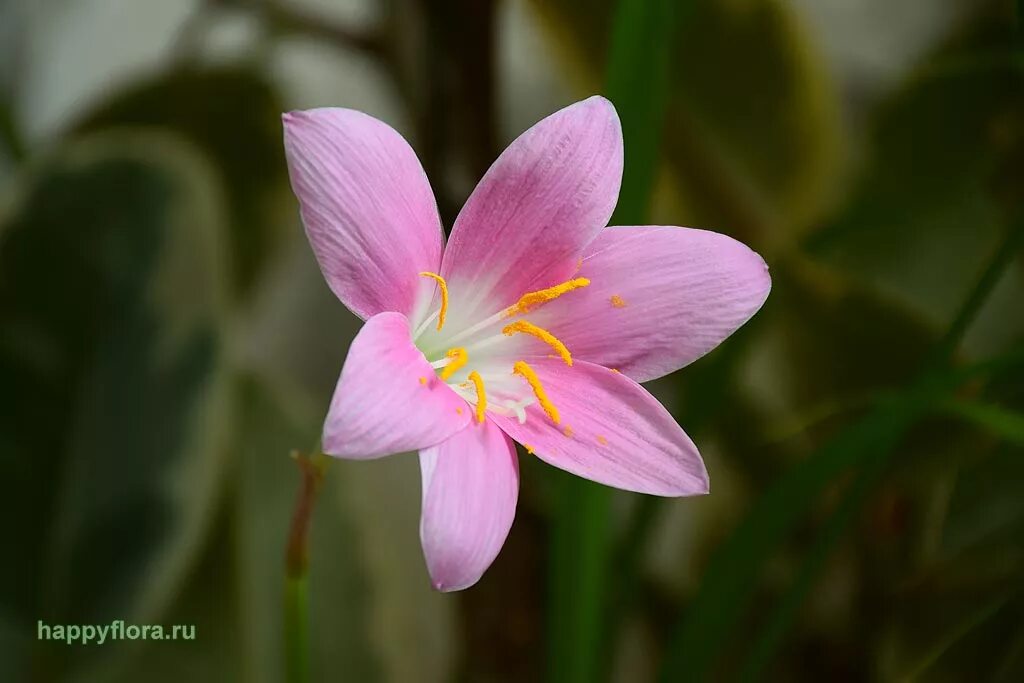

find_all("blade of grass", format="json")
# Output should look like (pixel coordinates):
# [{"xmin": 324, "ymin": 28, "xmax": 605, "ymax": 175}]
[
  {"xmin": 546, "ymin": 1, "xmax": 681, "ymax": 682},
  {"xmin": 736, "ymin": 453, "xmax": 891, "ymax": 681},
  {"xmin": 658, "ymin": 394, "xmax": 923, "ymax": 681},
  {"xmin": 896, "ymin": 591, "xmax": 1015, "ymax": 683},
  {"xmin": 940, "ymin": 400, "xmax": 1024, "ymax": 445},
  {"xmin": 662, "ymin": 214, "xmax": 1024, "ymax": 680},
  {"xmin": 731, "ymin": 217, "xmax": 1024, "ymax": 679}
]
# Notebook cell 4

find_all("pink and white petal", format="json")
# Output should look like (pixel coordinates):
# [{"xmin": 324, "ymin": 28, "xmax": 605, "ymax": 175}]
[
  {"xmin": 440, "ymin": 96, "xmax": 622, "ymax": 313},
  {"xmin": 323, "ymin": 312, "xmax": 469, "ymax": 459},
  {"xmin": 419, "ymin": 419, "xmax": 519, "ymax": 592},
  {"xmin": 283, "ymin": 108, "xmax": 444, "ymax": 320},
  {"xmin": 531, "ymin": 226, "xmax": 770, "ymax": 383},
  {"xmin": 489, "ymin": 359, "xmax": 708, "ymax": 496}
]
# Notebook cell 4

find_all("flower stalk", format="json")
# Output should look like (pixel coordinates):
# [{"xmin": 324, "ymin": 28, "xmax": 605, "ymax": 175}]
[{"xmin": 284, "ymin": 448, "xmax": 327, "ymax": 683}]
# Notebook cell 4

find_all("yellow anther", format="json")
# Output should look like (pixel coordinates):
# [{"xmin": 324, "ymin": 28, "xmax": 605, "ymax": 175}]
[
  {"xmin": 418, "ymin": 376, "xmax": 428, "ymax": 385},
  {"xmin": 502, "ymin": 320, "xmax": 573, "ymax": 366},
  {"xmin": 610, "ymin": 294, "xmax": 627, "ymax": 308},
  {"xmin": 563, "ymin": 425, "xmax": 574, "ymax": 438},
  {"xmin": 512, "ymin": 361, "xmax": 560, "ymax": 424},
  {"xmin": 610, "ymin": 368, "xmax": 620, "ymax": 374},
  {"xmin": 456, "ymin": 407, "xmax": 464, "ymax": 415},
  {"xmin": 505, "ymin": 277, "xmax": 590, "ymax": 317},
  {"xmin": 418, "ymin": 271, "xmax": 449, "ymax": 330},
  {"xmin": 439, "ymin": 347, "xmax": 468, "ymax": 381},
  {"xmin": 467, "ymin": 371, "xmax": 487, "ymax": 423},
  {"xmin": 524, "ymin": 444, "xmax": 535, "ymax": 455},
  {"xmin": 597, "ymin": 435, "xmax": 608, "ymax": 445}
]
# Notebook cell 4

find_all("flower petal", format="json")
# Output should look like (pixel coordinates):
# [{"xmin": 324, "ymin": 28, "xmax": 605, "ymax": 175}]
[
  {"xmin": 283, "ymin": 108, "xmax": 444, "ymax": 319},
  {"xmin": 532, "ymin": 226, "xmax": 770, "ymax": 382},
  {"xmin": 489, "ymin": 359, "xmax": 708, "ymax": 496},
  {"xmin": 323, "ymin": 312, "xmax": 470, "ymax": 458},
  {"xmin": 440, "ymin": 96, "xmax": 622, "ymax": 313},
  {"xmin": 419, "ymin": 419, "xmax": 519, "ymax": 592}
]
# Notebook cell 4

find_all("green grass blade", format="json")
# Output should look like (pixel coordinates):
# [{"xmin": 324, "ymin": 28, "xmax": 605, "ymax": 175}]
[
  {"xmin": 546, "ymin": 2, "xmax": 680, "ymax": 682},
  {"xmin": 658, "ymin": 396, "xmax": 924, "ymax": 681},
  {"xmin": 941, "ymin": 400, "xmax": 1024, "ymax": 446},
  {"xmin": 698, "ymin": 218, "xmax": 1024, "ymax": 680}
]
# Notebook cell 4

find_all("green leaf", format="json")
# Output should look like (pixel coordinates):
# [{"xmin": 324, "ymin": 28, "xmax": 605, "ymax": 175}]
[
  {"xmin": 941, "ymin": 399, "xmax": 1024, "ymax": 445},
  {"xmin": 880, "ymin": 450, "xmax": 1024, "ymax": 683},
  {"xmin": 528, "ymin": 0, "xmax": 844, "ymax": 242},
  {"xmin": 73, "ymin": 67, "xmax": 288, "ymax": 299},
  {"xmin": 807, "ymin": 52, "xmax": 1024, "ymax": 353},
  {"xmin": 0, "ymin": 131, "xmax": 230, "ymax": 680}
]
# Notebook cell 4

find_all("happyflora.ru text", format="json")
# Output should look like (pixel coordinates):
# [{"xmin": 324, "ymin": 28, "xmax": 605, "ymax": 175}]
[{"xmin": 37, "ymin": 620, "xmax": 195, "ymax": 645}]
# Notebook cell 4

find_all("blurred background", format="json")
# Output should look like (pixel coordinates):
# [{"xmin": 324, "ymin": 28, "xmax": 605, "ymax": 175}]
[{"xmin": 1, "ymin": 0, "xmax": 1022, "ymax": 681}]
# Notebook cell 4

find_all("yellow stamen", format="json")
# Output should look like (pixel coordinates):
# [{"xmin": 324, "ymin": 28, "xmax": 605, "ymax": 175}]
[
  {"xmin": 512, "ymin": 361, "xmax": 560, "ymax": 424},
  {"xmin": 439, "ymin": 347, "xmax": 468, "ymax": 380},
  {"xmin": 597, "ymin": 435, "xmax": 608, "ymax": 445},
  {"xmin": 456, "ymin": 407, "xmax": 464, "ymax": 415},
  {"xmin": 505, "ymin": 277, "xmax": 590, "ymax": 317},
  {"xmin": 418, "ymin": 376, "xmax": 428, "ymax": 385},
  {"xmin": 467, "ymin": 371, "xmax": 487, "ymax": 423},
  {"xmin": 502, "ymin": 320, "xmax": 573, "ymax": 366},
  {"xmin": 610, "ymin": 294, "xmax": 627, "ymax": 308},
  {"xmin": 524, "ymin": 444, "xmax": 535, "ymax": 455},
  {"xmin": 418, "ymin": 271, "xmax": 449, "ymax": 330},
  {"xmin": 610, "ymin": 368, "xmax": 620, "ymax": 374}
]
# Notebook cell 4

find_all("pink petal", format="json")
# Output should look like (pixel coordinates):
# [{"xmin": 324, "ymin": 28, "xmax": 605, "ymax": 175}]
[
  {"xmin": 323, "ymin": 312, "xmax": 469, "ymax": 458},
  {"xmin": 489, "ymin": 359, "xmax": 708, "ymax": 496},
  {"xmin": 419, "ymin": 419, "xmax": 519, "ymax": 592},
  {"xmin": 283, "ymin": 108, "xmax": 444, "ymax": 320},
  {"xmin": 440, "ymin": 96, "xmax": 622, "ymax": 312},
  {"xmin": 532, "ymin": 226, "xmax": 770, "ymax": 382}
]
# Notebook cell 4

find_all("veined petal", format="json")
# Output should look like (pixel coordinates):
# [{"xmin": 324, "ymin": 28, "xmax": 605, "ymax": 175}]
[
  {"xmin": 532, "ymin": 227, "xmax": 770, "ymax": 382},
  {"xmin": 283, "ymin": 108, "xmax": 444, "ymax": 320},
  {"xmin": 323, "ymin": 312, "xmax": 469, "ymax": 459},
  {"xmin": 419, "ymin": 420, "xmax": 519, "ymax": 592},
  {"xmin": 440, "ymin": 96, "xmax": 622, "ymax": 314},
  {"xmin": 489, "ymin": 360, "xmax": 708, "ymax": 496}
]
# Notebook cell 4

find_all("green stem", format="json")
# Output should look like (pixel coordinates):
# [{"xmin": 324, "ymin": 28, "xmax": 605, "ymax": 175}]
[
  {"xmin": 546, "ymin": 2, "xmax": 680, "ymax": 681},
  {"xmin": 284, "ymin": 448, "xmax": 326, "ymax": 683},
  {"xmin": 284, "ymin": 574, "xmax": 310, "ymax": 683}
]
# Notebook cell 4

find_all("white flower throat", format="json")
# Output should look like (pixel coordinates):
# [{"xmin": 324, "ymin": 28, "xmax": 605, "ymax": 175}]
[{"xmin": 410, "ymin": 271, "xmax": 590, "ymax": 426}]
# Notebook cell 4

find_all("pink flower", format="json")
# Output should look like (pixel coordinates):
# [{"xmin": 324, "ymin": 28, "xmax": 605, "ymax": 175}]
[{"xmin": 282, "ymin": 96, "xmax": 770, "ymax": 591}]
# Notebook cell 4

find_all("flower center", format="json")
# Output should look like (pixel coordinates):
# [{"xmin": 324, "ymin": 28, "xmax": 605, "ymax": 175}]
[{"xmin": 412, "ymin": 271, "xmax": 589, "ymax": 425}]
